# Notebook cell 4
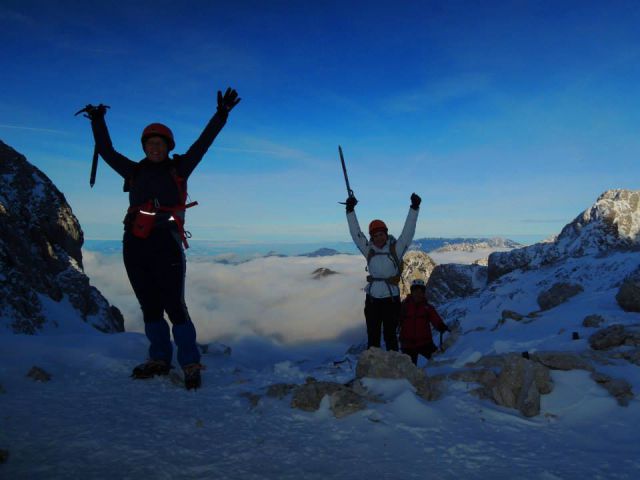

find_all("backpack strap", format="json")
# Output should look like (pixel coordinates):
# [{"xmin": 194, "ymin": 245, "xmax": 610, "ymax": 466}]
[{"xmin": 366, "ymin": 239, "xmax": 403, "ymax": 296}]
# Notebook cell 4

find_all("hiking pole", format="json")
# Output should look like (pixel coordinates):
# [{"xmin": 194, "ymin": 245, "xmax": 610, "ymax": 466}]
[
  {"xmin": 338, "ymin": 145, "xmax": 355, "ymax": 204},
  {"xmin": 74, "ymin": 104, "xmax": 110, "ymax": 188}
]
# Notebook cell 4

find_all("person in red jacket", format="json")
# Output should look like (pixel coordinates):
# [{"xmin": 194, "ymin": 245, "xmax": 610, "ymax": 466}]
[{"xmin": 399, "ymin": 279, "xmax": 449, "ymax": 366}]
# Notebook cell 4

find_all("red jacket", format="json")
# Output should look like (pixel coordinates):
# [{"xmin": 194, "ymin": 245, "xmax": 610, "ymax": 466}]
[{"xmin": 399, "ymin": 295, "xmax": 447, "ymax": 349}]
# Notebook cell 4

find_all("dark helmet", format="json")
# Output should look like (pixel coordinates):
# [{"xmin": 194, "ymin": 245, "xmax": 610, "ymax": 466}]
[{"xmin": 141, "ymin": 123, "xmax": 175, "ymax": 151}]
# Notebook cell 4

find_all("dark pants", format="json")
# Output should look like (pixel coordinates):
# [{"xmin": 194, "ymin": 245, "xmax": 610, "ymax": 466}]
[
  {"xmin": 123, "ymin": 229, "xmax": 200, "ymax": 367},
  {"xmin": 364, "ymin": 295, "xmax": 401, "ymax": 351},
  {"xmin": 401, "ymin": 343, "xmax": 437, "ymax": 365}
]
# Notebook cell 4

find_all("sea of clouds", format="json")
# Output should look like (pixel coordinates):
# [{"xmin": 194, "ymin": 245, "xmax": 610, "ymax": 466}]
[{"xmin": 83, "ymin": 250, "xmax": 369, "ymax": 346}]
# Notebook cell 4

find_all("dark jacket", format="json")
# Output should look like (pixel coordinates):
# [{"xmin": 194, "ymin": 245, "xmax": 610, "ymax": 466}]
[
  {"xmin": 399, "ymin": 295, "xmax": 447, "ymax": 349},
  {"xmin": 90, "ymin": 110, "xmax": 228, "ymax": 217}
]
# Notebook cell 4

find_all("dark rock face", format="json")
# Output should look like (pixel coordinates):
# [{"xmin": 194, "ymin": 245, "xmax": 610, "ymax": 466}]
[
  {"xmin": 616, "ymin": 267, "xmax": 640, "ymax": 312},
  {"xmin": 311, "ymin": 267, "xmax": 338, "ymax": 279},
  {"xmin": 582, "ymin": 314, "xmax": 605, "ymax": 328},
  {"xmin": 0, "ymin": 140, "xmax": 123, "ymax": 334},
  {"xmin": 589, "ymin": 324, "xmax": 640, "ymax": 350},
  {"xmin": 537, "ymin": 282, "xmax": 584, "ymax": 311},
  {"xmin": 426, "ymin": 263, "xmax": 487, "ymax": 305},
  {"xmin": 488, "ymin": 190, "xmax": 640, "ymax": 281}
]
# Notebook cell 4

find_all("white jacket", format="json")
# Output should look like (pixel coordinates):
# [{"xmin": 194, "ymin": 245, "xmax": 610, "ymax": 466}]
[{"xmin": 347, "ymin": 207, "xmax": 419, "ymax": 298}]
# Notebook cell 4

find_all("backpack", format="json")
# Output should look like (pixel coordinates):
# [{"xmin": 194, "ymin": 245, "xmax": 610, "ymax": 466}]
[{"xmin": 366, "ymin": 239, "xmax": 403, "ymax": 286}]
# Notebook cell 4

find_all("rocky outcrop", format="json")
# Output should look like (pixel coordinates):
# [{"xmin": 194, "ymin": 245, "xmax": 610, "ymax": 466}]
[
  {"xmin": 356, "ymin": 347, "xmax": 435, "ymax": 400},
  {"xmin": 311, "ymin": 268, "xmax": 338, "ymax": 279},
  {"xmin": 283, "ymin": 349, "xmax": 442, "ymax": 418},
  {"xmin": 488, "ymin": 190, "xmax": 640, "ymax": 281},
  {"xmin": 0, "ymin": 140, "xmax": 123, "ymax": 334},
  {"xmin": 531, "ymin": 352, "xmax": 594, "ymax": 371},
  {"xmin": 537, "ymin": 282, "xmax": 584, "ymax": 311},
  {"xmin": 590, "ymin": 372, "xmax": 634, "ymax": 406},
  {"xmin": 489, "ymin": 355, "xmax": 553, "ymax": 417},
  {"xmin": 426, "ymin": 263, "xmax": 487, "ymax": 305},
  {"xmin": 26, "ymin": 366, "xmax": 51, "ymax": 382},
  {"xmin": 399, "ymin": 250, "xmax": 437, "ymax": 298},
  {"xmin": 583, "ymin": 314, "xmax": 605, "ymax": 328},
  {"xmin": 616, "ymin": 267, "xmax": 640, "ymax": 312},
  {"xmin": 588, "ymin": 324, "xmax": 640, "ymax": 350},
  {"xmin": 290, "ymin": 378, "xmax": 369, "ymax": 418}
]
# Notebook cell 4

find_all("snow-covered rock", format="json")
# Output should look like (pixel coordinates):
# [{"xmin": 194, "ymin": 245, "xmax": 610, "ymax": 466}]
[
  {"xmin": 0, "ymin": 140, "xmax": 123, "ymax": 334},
  {"xmin": 426, "ymin": 263, "xmax": 487, "ymax": 305},
  {"xmin": 488, "ymin": 189, "xmax": 640, "ymax": 281},
  {"xmin": 399, "ymin": 250, "xmax": 436, "ymax": 298}
]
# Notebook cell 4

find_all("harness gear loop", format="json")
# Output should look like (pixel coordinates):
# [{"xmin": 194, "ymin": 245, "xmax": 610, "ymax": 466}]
[{"xmin": 125, "ymin": 167, "xmax": 198, "ymax": 249}]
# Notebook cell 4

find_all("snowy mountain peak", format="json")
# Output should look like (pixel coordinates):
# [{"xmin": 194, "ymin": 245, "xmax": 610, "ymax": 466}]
[{"xmin": 488, "ymin": 189, "xmax": 640, "ymax": 281}]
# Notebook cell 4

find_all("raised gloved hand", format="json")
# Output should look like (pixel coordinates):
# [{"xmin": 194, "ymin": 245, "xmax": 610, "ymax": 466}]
[
  {"xmin": 410, "ymin": 192, "xmax": 421, "ymax": 210},
  {"xmin": 75, "ymin": 104, "xmax": 110, "ymax": 121},
  {"xmin": 217, "ymin": 87, "xmax": 241, "ymax": 113},
  {"xmin": 346, "ymin": 196, "xmax": 358, "ymax": 213}
]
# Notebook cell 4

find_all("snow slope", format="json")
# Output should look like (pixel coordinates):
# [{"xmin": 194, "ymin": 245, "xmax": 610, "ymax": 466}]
[
  {"xmin": 2, "ymin": 249, "xmax": 640, "ymax": 479},
  {"xmin": 1, "ymin": 329, "xmax": 639, "ymax": 479}
]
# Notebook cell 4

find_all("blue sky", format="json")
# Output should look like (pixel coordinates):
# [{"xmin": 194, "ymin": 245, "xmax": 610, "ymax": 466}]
[{"xmin": 1, "ymin": 0, "xmax": 639, "ymax": 243}]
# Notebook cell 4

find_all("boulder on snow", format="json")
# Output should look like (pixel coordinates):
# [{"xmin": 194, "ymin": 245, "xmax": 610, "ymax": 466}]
[
  {"xmin": 27, "ymin": 366, "xmax": 51, "ymax": 382},
  {"xmin": 501, "ymin": 310, "xmax": 525, "ymax": 322},
  {"xmin": 0, "ymin": 140, "xmax": 124, "ymax": 334},
  {"xmin": 589, "ymin": 324, "xmax": 640, "ymax": 350},
  {"xmin": 449, "ymin": 368, "xmax": 498, "ymax": 387},
  {"xmin": 537, "ymin": 282, "xmax": 584, "ymax": 311},
  {"xmin": 582, "ymin": 314, "xmax": 605, "ymax": 328},
  {"xmin": 615, "ymin": 268, "xmax": 640, "ymax": 312},
  {"xmin": 266, "ymin": 383, "xmax": 297, "ymax": 399},
  {"xmin": 355, "ymin": 347, "xmax": 435, "ymax": 400},
  {"xmin": 590, "ymin": 372, "xmax": 634, "ymax": 406},
  {"xmin": 531, "ymin": 352, "xmax": 594, "ymax": 372},
  {"xmin": 489, "ymin": 355, "xmax": 553, "ymax": 417},
  {"xmin": 290, "ymin": 378, "xmax": 366, "ymax": 418}
]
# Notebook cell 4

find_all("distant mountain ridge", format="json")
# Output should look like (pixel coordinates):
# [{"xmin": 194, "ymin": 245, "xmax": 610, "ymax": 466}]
[{"xmin": 411, "ymin": 237, "xmax": 521, "ymax": 253}]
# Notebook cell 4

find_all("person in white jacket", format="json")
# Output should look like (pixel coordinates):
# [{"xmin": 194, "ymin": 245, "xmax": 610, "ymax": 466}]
[{"xmin": 346, "ymin": 193, "xmax": 421, "ymax": 350}]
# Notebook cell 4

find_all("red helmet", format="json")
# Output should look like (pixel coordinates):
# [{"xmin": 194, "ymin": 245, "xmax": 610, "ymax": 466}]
[
  {"xmin": 368, "ymin": 219, "xmax": 388, "ymax": 235},
  {"xmin": 141, "ymin": 123, "xmax": 175, "ymax": 151}
]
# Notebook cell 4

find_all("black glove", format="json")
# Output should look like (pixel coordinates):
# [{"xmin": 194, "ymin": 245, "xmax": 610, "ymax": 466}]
[
  {"xmin": 346, "ymin": 196, "xmax": 358, "ymax": 213},
  {"xmin": 75, "ymin": 104, "xmax": 109, "ymax": 121},
  {"xmin": 217, "ymin": 87, "xmax": 241, "ymax": 113},
  {"xmin": 410, "ymin": 192, "xmax": 421, "ymax": 210}
]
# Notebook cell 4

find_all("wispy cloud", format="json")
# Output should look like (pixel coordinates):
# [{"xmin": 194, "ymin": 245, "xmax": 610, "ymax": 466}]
[
  {"xmin": 0, "ymin": 124, "xmax": 68, "ymax": 135},
  {"xmin": 383, "ymin": 74, "xmax": 493, "ymax": 113}
]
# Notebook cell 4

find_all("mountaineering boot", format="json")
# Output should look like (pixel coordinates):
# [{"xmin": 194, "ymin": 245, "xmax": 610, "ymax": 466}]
[
  {"xmin": 131, "ymin": 359, "xmax": 172, "ymax": 379},
  {"xmin": 183, "ymin": 363, "xmax": 205, "ymax": 390}
]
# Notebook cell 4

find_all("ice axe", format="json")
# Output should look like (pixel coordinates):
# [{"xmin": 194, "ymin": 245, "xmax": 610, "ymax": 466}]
[
  {"xmin": 74, "ymin": 104, "xmax": 110, "ymax": 188},
  {"xmin": 338, "ymin": 145, "xmax": 355, "ymax": 204}
]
